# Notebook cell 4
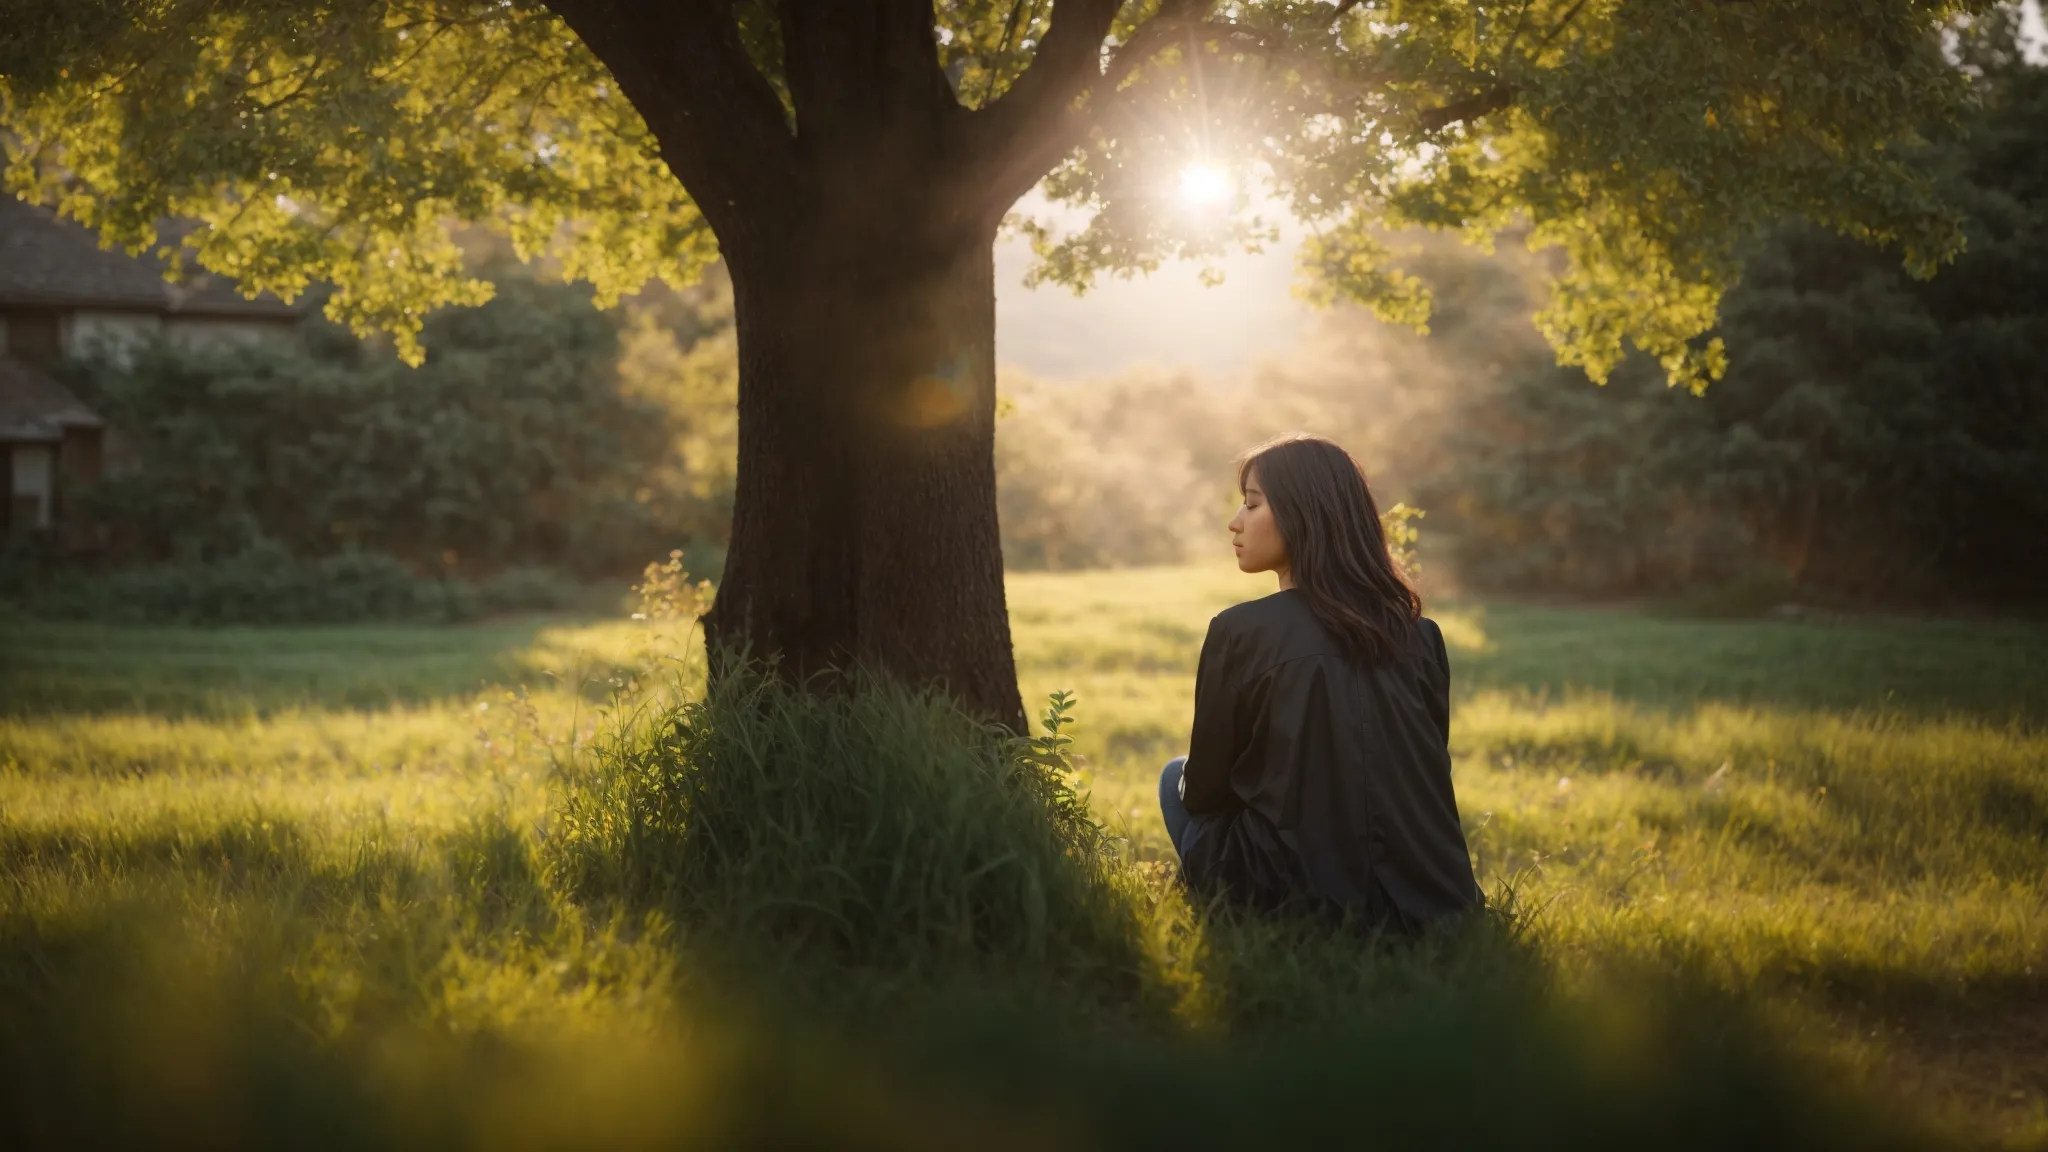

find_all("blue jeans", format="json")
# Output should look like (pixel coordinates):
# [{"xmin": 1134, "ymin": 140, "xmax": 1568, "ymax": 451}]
[{"xmin": 1159, "ymin": 756, "xmax": 1191, "ymax": 857}]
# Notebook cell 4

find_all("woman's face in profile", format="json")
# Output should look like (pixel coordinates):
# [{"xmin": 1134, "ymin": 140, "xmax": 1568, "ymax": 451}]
[{"xmin": 1229, "ymin": 469, "xmax": 1290, "ymax": 576}]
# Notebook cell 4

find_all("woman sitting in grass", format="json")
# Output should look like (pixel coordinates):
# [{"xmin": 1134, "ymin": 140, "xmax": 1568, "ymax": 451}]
[{"xmin": 1159, "ymin": 434, "xmax": 1481, "ymax": 933}]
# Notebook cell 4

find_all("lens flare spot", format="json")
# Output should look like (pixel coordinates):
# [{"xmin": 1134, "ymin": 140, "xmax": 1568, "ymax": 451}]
[
  {"xmin": 899, "ymin": 353, "xmax": 975, "ymax": 428},
  {"xmin": 1177, "ymin": 163, "xmax": 1233, "ymax": 209}
]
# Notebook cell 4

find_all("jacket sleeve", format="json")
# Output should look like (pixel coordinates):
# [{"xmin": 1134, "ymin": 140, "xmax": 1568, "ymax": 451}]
[
  {"xmin": 1426, "ymin": 618, "xmax": 1452, "ymax": 748},
  {"xmin": 1181, "ymin": 616, "xmax": 1240, "ymax": 813}
]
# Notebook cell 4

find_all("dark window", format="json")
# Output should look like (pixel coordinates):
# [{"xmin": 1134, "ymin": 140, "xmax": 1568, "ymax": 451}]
[
  {"xmin": 5, "ymin": 311, "xmax": 64, "ymax": 365},
  {"xmin": 61, "ymin": 426, "xmax": 103, "ymax": 488}
]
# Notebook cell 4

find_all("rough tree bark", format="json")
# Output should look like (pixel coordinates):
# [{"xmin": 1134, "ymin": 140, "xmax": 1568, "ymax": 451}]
[
  {"xmin": 546, "ymin": 0, "xmax": 1132, "ymax": 730},
  {"xmin": 714, "ymin": 210, "xmax": 1019, "ymax": 726}
]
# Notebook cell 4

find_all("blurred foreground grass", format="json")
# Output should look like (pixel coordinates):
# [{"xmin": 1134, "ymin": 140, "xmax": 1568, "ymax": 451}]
[{"xmin": 2, "ymin": 567, "xmax": 2044, "ymax": 1149}]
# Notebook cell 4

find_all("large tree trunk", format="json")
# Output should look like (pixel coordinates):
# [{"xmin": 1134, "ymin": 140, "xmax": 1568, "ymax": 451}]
[
  {"xmin": 541, "ymin": 0, "xmax": 1125, "ymax": 731},
  {"xmin": 704, "ymin": 205, "xmax": 1026, "ymax": 730}
]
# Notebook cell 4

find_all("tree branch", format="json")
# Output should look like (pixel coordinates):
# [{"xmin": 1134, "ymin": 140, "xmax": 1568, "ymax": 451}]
[
  {"xmin": 1181, "ymin": 18, "xmax": 1388, "ymax": 89},
  {"xmin": 1492, "ymin": 0, "xmax": 1537, "ymax": 68},
  {"xmin": 779, "ymin": 0, "xmax": 960, "ymax": 163},
  {"xmin": 545, "ymin": 0, "xmax": 803, "ymax": 250},
  {"xmin": 973, "ymin": 0, "xmax": 1043, "ymax": 108},
  {"xmin": 1100, "ymin": 2, "xmax": 1211, "ymax": 89},
  {"xmin": 1416, "ymin": 85, "xmax": 1513, "ymax": 131},
  {"xmin": 1534, "ymin": 0, "xmax": 1592, "ymax": 53},
  {"xmin": 975, "ymin": 0, "xmax": 1121, "ymax": 152},
  {"xmin": 971, "ymin": 0, "xmax": 1209, "ymax": 217}
]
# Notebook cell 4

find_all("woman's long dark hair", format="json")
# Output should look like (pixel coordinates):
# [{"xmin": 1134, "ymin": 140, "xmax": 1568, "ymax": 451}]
[{"xmin": 1240, "ymin": 434, "xmax": 1421, "ymax": 665}]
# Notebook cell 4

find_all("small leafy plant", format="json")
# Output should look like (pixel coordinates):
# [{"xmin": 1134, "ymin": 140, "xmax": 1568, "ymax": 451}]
[
  {"xmin": 631, "ymin": 549, "xmax": 717, "ymax": 623},
  {"xmin": 1026, "ymin": 688, "xmax": 1079, "ymax": 770}
]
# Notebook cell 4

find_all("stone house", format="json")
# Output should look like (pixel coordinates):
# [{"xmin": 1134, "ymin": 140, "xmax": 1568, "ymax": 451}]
[{"xmin": 0, "ymin": 196, "xmax": 303, "ymax": 542}]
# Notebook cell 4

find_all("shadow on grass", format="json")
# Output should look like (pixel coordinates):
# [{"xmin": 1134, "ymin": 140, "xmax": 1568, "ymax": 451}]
[{"xmin": 1820, "ymin": 968, "xmax": 2048, "ymax": 1128}]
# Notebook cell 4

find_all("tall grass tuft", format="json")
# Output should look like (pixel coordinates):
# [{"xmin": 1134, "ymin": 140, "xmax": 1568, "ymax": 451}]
[{"xmin": 550, "ymin": 667, "xmax": 1157, "ymax": 1010}]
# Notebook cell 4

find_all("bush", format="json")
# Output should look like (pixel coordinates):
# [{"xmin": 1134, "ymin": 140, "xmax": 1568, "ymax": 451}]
[
  {"xmin": 19, "ymin": 543, "xmax": 589, "ymax": 625},
  {"xmin": 17, "ymin": 264, "xmax": 742, "ymax": 624},
  {"xmin": 475, "ymin": 566, "xmax": 590, "ymax": 617},
  {"xmin": 43, "ymin": 545, "xmax": 433, "ymax": 624},
  {"xmin": 1656, "ymin": 566, "xmax": 1807, "ymax": 619},
  {"xmin": 62, "ymin": 274, "xmax": 732, "ymax": 582}
]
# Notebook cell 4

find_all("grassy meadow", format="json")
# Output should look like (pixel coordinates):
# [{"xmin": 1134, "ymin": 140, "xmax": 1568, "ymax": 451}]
[{"xmin": 2, "ymin": 566, "xmax": 2045, "ymax": 1149}]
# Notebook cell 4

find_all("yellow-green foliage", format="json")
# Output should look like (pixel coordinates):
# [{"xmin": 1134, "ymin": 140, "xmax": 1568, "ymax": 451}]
[{"xmin": 2, "ymin": 567, "xmax": 2044, "ymax": 1148}]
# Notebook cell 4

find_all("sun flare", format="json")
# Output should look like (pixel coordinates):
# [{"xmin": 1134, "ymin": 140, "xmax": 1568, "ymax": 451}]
[{"xmin": 1176, "ymin": 162, "xmax": 1233, "ymax": 209}]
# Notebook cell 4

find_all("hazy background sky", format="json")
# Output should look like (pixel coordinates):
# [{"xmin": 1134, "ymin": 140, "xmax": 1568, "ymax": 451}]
[{"xmin": 993, "ymin": 218, "xmax": 1313, "ymax": 381}]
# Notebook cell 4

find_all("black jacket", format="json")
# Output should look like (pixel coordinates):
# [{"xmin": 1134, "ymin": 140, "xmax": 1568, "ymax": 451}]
[{"xmin": 1179, "ymin": 590, "xmax": 1480, "ymax": 931}]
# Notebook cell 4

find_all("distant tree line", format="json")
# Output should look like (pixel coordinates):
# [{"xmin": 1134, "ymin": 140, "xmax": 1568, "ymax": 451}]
[{"xmin": 6, "ymin": 266, "xmax": 737, "ymax": 622}]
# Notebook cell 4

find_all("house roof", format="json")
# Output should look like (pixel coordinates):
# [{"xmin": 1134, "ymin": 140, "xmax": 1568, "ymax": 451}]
[
  {"xmin": 0, "ymin": 355, "xmax": 103, "ymax": 443},
  {"xmin": 0, "ymin": 196, "xmax": 302, "ymax": 318}
]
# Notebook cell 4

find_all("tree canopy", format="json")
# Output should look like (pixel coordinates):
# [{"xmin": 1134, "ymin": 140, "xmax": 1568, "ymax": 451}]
[{"xmin": 1, "ymin": 0, "xmax": 1991, "ymax": 383}]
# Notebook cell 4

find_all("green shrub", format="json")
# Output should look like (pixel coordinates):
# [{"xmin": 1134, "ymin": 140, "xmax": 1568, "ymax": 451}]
[
  {"xmin": 43, "ymin": 545, "xmax": 426, "ymax": 624},
  {"xmin": 1656, "ymin": 566, "xmax": 1807, "ymax": 619},
  {"xmin": 475, "ymin": 566, "xmax": 590, "ymax": 617},
  {"xmin": 13, "ymin": 544, "xmax": 601, "ymax": 625},
  {"xmin": 62, "ymin": 275, "xmax": 730, "ymax": 581}
]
